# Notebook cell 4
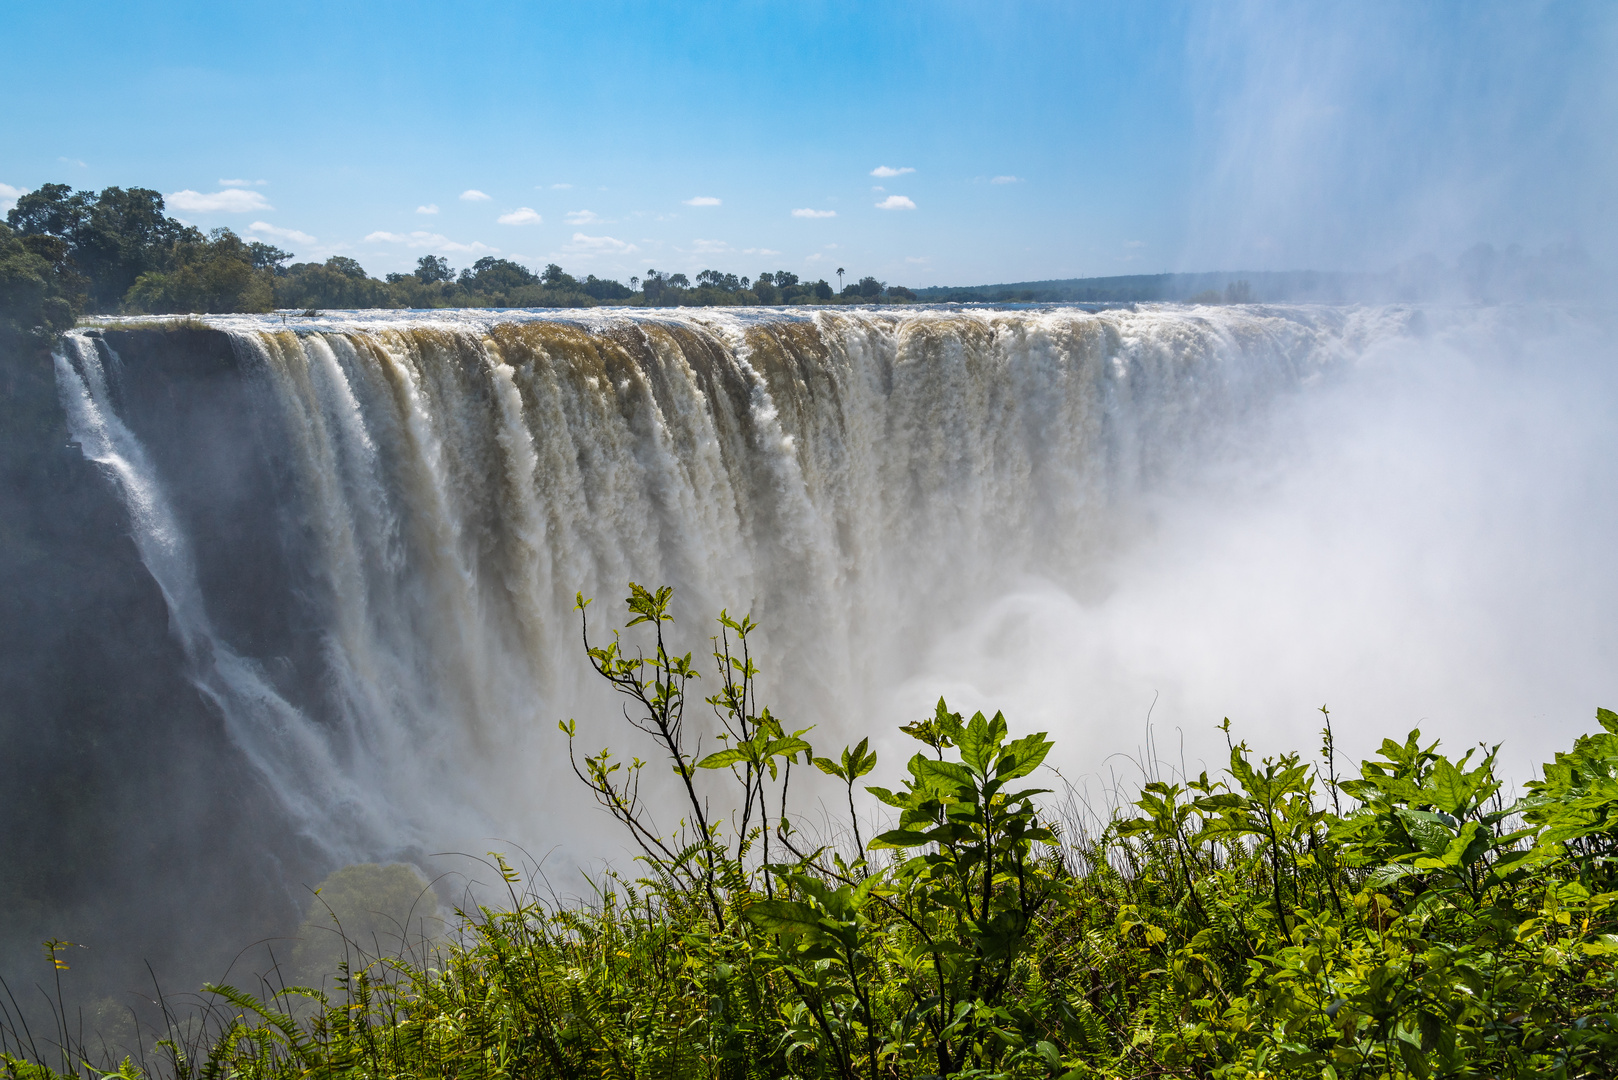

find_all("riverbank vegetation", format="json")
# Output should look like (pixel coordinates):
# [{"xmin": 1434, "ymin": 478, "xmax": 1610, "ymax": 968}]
[
  {"xmin": 3, "ymin": 584, "xmax": 1615, "ymax": 1079},
  {"xmin": 1, "ymin": 184, "xmax": 919, "ymax": 322}
]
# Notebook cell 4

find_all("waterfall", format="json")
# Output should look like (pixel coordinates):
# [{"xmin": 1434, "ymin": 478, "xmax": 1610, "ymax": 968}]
[{"xmin": 55, "ymin": 305, "xmax": 1396, "ymax": 859}]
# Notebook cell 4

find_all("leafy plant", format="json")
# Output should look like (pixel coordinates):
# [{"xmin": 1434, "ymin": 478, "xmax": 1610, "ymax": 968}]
[{"xmin": 7, "ymin": 585, "xmax": 1617, "ymax": 1080}]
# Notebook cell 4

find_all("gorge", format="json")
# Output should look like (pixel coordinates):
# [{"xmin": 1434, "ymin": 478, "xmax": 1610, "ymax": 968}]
[{"xmin": 7, "ymin": 300, "xmax": 1616, "ymax": 995}]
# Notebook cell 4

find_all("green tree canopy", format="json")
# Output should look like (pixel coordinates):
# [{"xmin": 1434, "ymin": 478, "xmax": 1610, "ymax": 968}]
[
  {"xmin": 0, "ymin": 223, "xmax": 81, "ymax": 351},
  {"xmin": 414, "ymin": 254, "xmax": 453, "ymax": 284},
  {"xmin": 124, "ymin": 228, "xmax": 275, "ymax": 314},
  {"xmin": 7, "ymin": 184, "xmax": 193, "ymax": 309}
]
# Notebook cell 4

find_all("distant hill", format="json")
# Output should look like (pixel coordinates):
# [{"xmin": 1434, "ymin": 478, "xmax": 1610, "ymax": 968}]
[
  {"xmin": 909, "ymin": 271, "xmax": 1367, "ymax": 304},
  {"xmin": 911, "ymin": 244, "xmax": 1600, "ymax": 305}
]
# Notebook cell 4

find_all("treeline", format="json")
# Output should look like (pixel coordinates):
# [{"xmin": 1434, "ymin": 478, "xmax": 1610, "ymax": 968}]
[
  {"xmin": 641, "ymin": 268, "xmax": 913, "ymax": 305},
  {"xmin": 1, "ymin": 184, "xmax": 920, "ymax": 338}
]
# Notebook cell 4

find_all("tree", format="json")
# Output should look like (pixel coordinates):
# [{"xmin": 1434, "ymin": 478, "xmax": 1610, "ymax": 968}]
[
  {"xmin": 696, "ymin": 269, "xmax": 742, "ymax": 292},
  {"xmin": 415, "ymin": 255, "xmax": 453, "ymax": 284},
  {"xmin": 542, "ymin": 263, "xmax": 578, "ymax": 289},
  {"xmin": 324, "ymin": 256, "xmax": 370, "ymax": 280},
  {"xmin": 856, "ymin": 275, "xmax": 883, "ymax": 298},
  {"xmin": 124, "ymin": 228, "xmax": 275, "ymax": 314},
  {"xmin": 275, "ymin": 256, "xmax": 394, "ymax": 309},
  {"xmin": 7, "ymin": 184, "xmax": 192, "ymax": 310},
  {"xmin": 581, "ymin": 274, "xmax": 634, "ymax": 300},
  {"xmin": 0, "ymin": 222, "xmax": 81, "ymax": 351},
  {"xmin": 249, "ymin": 242, "xmax": 294, "ymax": 272},
  {"xmin": 461, "ymin": 257, "xmax": 539, "ymax": 293},
  {"xmin": 5, "ymin": 183, "xmax": 85, "ymax": 238},
  {"xmin": 836, "ymin": 267, "xmax": 845, "ymax": 291}
]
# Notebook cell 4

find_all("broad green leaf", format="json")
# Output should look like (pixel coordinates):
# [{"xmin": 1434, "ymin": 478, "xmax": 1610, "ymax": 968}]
[
  {"xmin": 1397, "ymin": 809, "xmax": 1456, "ymax": 856},
  {"xmin": 996, "ymin": 733, "xmax": 1053, "ymax": 779},
  {"xmin": 847, "ymin": 737, "xmax": 876, "ymax": 779},
  {"xmin": 913, "ymin": 756, "xmax": 975, "ymax": 793},
  {"xmin": 1427, "ymin": 758, "xmax": 1472, "ymax": 815},
  {"xmin": 1442, "ymin": 820, "xmax": 1489, "ymax": 869},
  {"xmin": 743, "ymin": 900, "xmax": 824, "ymax": 934},
  {"xmin": 958, "ymin": 710, "xmax": 1008, "ymax": 774},
  {"xmin": 696, "ymin": 748, "xmax": 750, "ymax": 769},
  {"xmin": 1367, "ymin": 864, "xmax": 1422, "ymax": 888},
  {"xmin": 869, "ymin": 828, "xmax": 936, "ymax": 850}
]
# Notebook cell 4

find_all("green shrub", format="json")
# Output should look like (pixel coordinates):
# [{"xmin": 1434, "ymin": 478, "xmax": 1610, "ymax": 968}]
[{"xmin": 5, "ymin": 586, "xmax": 1615, "ymax": 1079}]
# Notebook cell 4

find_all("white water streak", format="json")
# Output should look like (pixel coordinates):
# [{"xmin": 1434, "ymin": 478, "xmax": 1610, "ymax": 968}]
[{"xmin": 53, "ymin": 334, "xmax": 380, "ymax": 853}]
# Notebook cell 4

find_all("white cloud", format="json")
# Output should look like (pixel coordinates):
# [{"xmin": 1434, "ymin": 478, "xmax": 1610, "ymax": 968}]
[
  {"xmin": 219, "ymin": 178, "xmax": 268, "ymax": 187},
  {"xmin": 805, "ymin": 253, "xmax": 825, "ymax": 262},
  {"xmin": 875, "ymin": 195, "xmax": 917, "ymax": 210},
  {"xmin": 990, "ymin": 175, "xmax": 1022, "ymax": 184},
  {"xmin": 870, "ymin": 165, "xmax": 915, "ymax": 178},
  {"xmin": 416, "ymin": 203, "xmax": 440, "ymax": 215},
  {"xmin": 248, "ymin": 221, "xmax": 316, "ymax": 245},
  {"xmin": 1124, "ymin": 239, "xmax": 1146, "ymax": 248},
  {"xmin": 497, "ymin": 207, "xmax": 543, "ymax": 225},
  {"xmin": 166, "ymin": 188, "xmax": 273, "ymax": 213},
  {"xmin": 460, "ymin": 189, "xmax": 492, "ymax": 201},
  {"xmin": 791, "ymin": 208, "xmax": 837, "ymax": 218},
  {"xmin": 742, "ymin": 247, "xmax": 781, "ymax": 256},
  {"xmin": 565, "ymin": 209, "xmax": 601, "ymax": 224},
  {"xmin": 905, "ymin": 255, "xmax": 929, "ymax": 264},
  {"xmin": 364, "ymin": 230, "xmax": 496, "ymax": 254},
  {"xmin": 691, "ymin": 238, "xmax": 731, "ymax": 253},
  {"xmin": 549, "ymin": 183, "xmax": 572, "ymax": 189},
  {"xmin": 871, "ymin": 185, "xmax": 885, "ymax": 192},
  {"xmin": 59, "ymin": 157, "xmax": 87, "ymax": 168},
  {"xmin": 684, "ymin": 196, "xmax": 721, "ymax": 206},
  {"xmin": 561, "ymin": 232, "xmax": 638, "ymax": 254},
  {"xmin": 0, "ymin": 183, "xmax": 22, "ymax": 214}
]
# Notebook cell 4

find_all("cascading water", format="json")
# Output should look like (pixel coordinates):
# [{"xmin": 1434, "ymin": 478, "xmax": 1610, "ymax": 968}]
[{"xmin": 52, "ymin": 305, "xmax": 1413, "ymax": 863}]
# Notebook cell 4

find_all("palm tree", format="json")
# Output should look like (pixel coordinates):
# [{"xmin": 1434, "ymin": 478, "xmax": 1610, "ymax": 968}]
[{"xmin": 836, "ymin": 267, "xmax": 845, "ymax": 292}]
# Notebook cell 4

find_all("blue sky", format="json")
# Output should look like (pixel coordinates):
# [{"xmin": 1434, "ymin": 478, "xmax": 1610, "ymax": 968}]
[{"xmin": 2, "ymin": 1, "xmax": 1612, "ymax": 285}]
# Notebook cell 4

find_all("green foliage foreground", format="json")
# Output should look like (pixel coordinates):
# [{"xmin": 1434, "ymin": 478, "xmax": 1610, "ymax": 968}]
[{"xmin": 5, "ymin": 584, "xmax": 1617, "ymax": 1079}]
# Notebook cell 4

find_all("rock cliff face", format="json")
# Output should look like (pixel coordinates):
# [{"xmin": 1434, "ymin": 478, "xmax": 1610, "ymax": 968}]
[{"xmin": 0, "ymin": 327, "xmax": 320, "ymax": 1000}]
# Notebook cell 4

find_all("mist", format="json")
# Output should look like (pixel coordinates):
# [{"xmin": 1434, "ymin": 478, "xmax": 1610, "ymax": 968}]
[
  {"xmin": 882, "ymin": 303, "xmax": 1618, "ymax": 791},
  {"xmin": 1181, "ymin": 1, "xmax": 1618, "ymax": 276}
]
